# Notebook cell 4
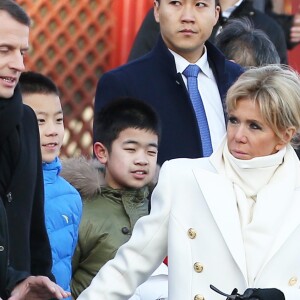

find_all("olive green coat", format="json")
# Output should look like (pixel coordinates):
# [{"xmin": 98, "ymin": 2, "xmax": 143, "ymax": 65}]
[{"xmin": 60, "ymin": 157, "xmax": 150, "ymax": 299}]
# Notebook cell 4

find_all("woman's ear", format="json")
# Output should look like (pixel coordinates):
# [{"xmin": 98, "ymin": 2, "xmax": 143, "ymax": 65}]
[
  {"xmin": 275, "ymin": 127, "xmax": 296, "ymax": 151},
  {"xmin": 283, "ymin": 127, "xmax": 296, "ymax": 144},
  {"xmin": 94, "ymin": 142, "xmax": 109, "ymax": 164}
]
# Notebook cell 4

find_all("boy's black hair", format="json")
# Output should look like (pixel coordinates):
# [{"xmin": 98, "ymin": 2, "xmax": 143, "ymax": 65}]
[
  {"xmin": 94, "ymin": 97, "xmax": 161, "ymax": 152},
  {"xmin": 0, "ymin": 0, "xmax": 31, "ymax": 26},
  {"xmin": 19, "ymin": 71, "xmax": 59, "ymax": 96}
]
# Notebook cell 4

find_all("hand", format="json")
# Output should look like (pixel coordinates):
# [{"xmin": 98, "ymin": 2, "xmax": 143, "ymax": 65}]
[
  {"xmin": 210, "ymin": 285, "xmax": 284, "ymax": 300},
  {"xmin": 290, "ymin": 6, "xmax": 300, "ymax": 43},
  {"xmin": 8, "ymin": 276, "xmax": 71, "ymax": 300}
]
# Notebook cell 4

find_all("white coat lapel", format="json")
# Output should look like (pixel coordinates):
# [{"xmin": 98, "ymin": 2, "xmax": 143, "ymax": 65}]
[
  {"xmin": 255, "ymin": 146, "xmax": 300, "ymax": 276},
  {"xmin": 193, "ymin": 167, "xmax": 248, "ymax": 280},
  {"xmin": 267, "ymin": 191, "xmax": 300, "ymax": 259},
  {"xmin": 257, "ymin": 188, "xmax": 300, "ymax": 275}
]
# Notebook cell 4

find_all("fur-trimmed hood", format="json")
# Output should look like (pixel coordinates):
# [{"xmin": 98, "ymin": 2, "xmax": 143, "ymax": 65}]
[
  {"xmin": 60, "ymin": 156, "xmax": 105, "ymax": 200},
  {"xmin": 60, "ymin": 156, "xmax": 160, "ymax": 200}
]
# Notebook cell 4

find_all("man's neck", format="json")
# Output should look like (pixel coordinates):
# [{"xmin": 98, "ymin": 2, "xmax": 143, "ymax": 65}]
[{"xmin": 219, "ymin": 0, "xmax": 242, "ymax": 12}]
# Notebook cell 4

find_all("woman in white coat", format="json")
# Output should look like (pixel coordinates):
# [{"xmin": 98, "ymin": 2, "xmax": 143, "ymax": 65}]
[{"xmin": 78, "ymin": 65, "xmax": 300, "ymax": 300}]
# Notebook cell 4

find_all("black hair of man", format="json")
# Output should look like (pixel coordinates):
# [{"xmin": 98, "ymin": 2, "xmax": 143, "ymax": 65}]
[
  {"xmin": 19, "ymin": 71, "xmax": 59, "ymax": 96},
  {"xmin": 94, "ymin": 97, "xmax": 161, "ymax": 152},
  {"xmin": 0, "ymin": 0, "xmax": 31, "ymax": 26},
  {"xmin": 215, "ymin": 17, "xmax": 280, "ymax": 67}
]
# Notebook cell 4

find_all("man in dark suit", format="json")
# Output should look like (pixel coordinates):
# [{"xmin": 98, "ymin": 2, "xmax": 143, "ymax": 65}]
[
  {"xmin": 94, "ymin": 0, "xmax": 243, "ymax": 165},
  {"xmin": 0, "ymin": 1, "xmax": 70, "ymax": 299}
]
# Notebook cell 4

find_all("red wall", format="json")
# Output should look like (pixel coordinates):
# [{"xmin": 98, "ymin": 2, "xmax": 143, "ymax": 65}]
[
  {"xmin": 288, "ymin": 0, "xmax": 300, "ymax": 72},
  {"xmin": 110, "ymin": 0, "xmax": 153, "ymax": 69}
]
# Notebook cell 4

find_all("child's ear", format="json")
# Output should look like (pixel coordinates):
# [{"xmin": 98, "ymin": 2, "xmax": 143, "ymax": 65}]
[{"xmin": 94, "ymin": 142, "xmax": 108, "ymax": 164}]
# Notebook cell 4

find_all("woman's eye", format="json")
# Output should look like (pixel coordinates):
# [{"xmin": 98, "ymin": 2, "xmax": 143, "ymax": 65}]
[
  {"xmin": 228, "ymin": 116, "xmax": 238, "ymax": 124},
  {"xmin": 250, "ymin": 123, "xmax": 261, "ymax": 130}
]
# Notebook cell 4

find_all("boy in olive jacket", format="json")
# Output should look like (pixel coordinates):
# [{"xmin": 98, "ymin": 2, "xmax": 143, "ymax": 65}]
[{"xmin": 61, "ymin": 98, "xmax": 167, "ymax": 299}]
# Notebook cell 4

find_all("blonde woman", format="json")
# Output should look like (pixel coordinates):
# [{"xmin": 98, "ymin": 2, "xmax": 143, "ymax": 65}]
[{"xmin": 78, "ymin": 65, "xmax": 300, "ymax": 300}]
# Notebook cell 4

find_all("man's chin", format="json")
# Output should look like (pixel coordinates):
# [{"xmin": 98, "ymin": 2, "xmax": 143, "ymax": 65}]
[{"xmin": 0, "ymin": 88, "xmax": 15, "ymax": 99}]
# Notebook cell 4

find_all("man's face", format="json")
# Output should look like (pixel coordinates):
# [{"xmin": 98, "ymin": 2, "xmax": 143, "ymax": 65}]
[
  {"xmin": 0, "ymin": 11, "xmax": 29, "ymax": 99},
  {"xmin": 154, "ymin": 0, "xmax": 220, "ymax": 63}
]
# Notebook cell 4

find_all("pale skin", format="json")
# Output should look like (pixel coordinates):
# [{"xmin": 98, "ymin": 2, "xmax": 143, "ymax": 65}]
[
  {"xmin": 94, "ymin": 128, "xmax": 158, "ymax": 190},
  {"xmin": 8, "ymin": 276, "xmax": 70, "ymax": 300},
  {"xmin": 0, "ymin": 10, "xmax": 28, "ymax": 99},
  {"xmin": 227, "ymin": 98, "xmax": 295, "ymax": 160},
  {"xmin": 154, "ymin": 0, "xmax": 220, "ymax": 63},
  {"xmin": 22, "ymin": 93, "xmax": 64, "ymax": 163}
]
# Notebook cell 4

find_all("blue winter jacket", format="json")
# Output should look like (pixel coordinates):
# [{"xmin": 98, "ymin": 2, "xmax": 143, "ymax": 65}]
[{"xmin": 43, "ymin": 157, "xmax": 82, "ymax": 298}]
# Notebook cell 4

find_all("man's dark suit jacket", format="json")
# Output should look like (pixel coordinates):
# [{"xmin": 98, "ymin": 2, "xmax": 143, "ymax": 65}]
[{"xmin": 94, "ymin": 35, "xmax": 243, "ymax": 165}]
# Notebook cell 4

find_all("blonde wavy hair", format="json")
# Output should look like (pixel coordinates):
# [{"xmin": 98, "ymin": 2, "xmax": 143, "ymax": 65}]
[{"xmin": 226, "ymin": 65, "xmax": 300, "ymax": 147}]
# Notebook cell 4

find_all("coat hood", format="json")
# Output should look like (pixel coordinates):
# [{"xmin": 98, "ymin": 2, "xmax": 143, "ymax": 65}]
[
  {"xmin": 60, "ymin": 156, "xmax": 160, "ymax": 199},
  {"xmin": 60, "ymin": 156, "xmax": 105, "ymax": 199}
]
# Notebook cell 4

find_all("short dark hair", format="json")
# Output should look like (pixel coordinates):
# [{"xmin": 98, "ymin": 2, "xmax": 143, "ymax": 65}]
[
  {"xmin": 94, "ymin": 97, "xmax": 161, "ymax": 152},
  {"xmin": 215, "ymin": 18, "xmax": 280, "ymax": 67},
  {"xmin": 0, "ymin": 0, "xmax": 31, "ymax": 26},
  {"xmin": 19, "ymin": 71, "xmax": 59, "ymax": 96}
]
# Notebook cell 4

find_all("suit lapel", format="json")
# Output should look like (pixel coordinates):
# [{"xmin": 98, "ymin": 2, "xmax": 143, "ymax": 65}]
[{"xmin": 193, "ymin": 167, "xmax": 248, "ymax": 280}]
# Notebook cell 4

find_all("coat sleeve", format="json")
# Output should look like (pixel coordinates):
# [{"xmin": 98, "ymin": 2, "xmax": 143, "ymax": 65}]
[
  {"xmin": 71, "ymin": 243, "xmax": 81, "ymax": 298},
  {"xmin": 76, "ymin": 162, "xmax": 172, "ymax": 300},
  {"xmin": 5, "ymin": 267, "xmax": 30, "ymax": 297}
]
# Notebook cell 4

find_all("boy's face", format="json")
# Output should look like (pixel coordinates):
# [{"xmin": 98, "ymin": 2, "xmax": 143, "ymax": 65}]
[
  {"xmin": 0, "ymin": 11, "xmax": 29, "ymax": 99},
  {"xmin": 95, "ymin": 128, "xmax": 158, "ymax": 189},
  {"xmin": 22, "ymin": 93, "xmax": 64, "ymax": 163},
  {"xmin": 154, "ymin": 0, "xmax": 219, "ymax": 63}
]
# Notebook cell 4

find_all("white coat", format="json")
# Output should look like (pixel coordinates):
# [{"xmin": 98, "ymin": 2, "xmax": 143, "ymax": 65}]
[{"xmin": 77, "ymin": 145, "xmax": 300, "ymax": 300}]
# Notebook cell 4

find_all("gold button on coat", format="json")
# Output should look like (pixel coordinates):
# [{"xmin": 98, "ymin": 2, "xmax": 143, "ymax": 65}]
[
  {"xmin": 288, "ymin": 276, "xmax": 298, "ymax": 286},
  {"xmin": 188, "ymin": 228, "xmax": 197, "ymax": 239},
  {"xmin": 194, "ymin": 294, "xmax": 205, "ymax": 300},
  {"xmin": 194, "ymin": 262, "xmax": 204, "ymax": 273}
]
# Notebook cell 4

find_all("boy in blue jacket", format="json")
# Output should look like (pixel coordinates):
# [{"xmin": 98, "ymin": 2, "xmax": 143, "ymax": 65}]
[{"xmin": 19, "ymin": 71, "xmax": 82, "ymax": 299}]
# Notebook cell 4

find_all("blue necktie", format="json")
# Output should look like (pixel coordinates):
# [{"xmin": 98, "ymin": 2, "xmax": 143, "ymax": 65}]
[{"xmin": 183, "ymin": 64, "xmax": 213, "ymax": 157}]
